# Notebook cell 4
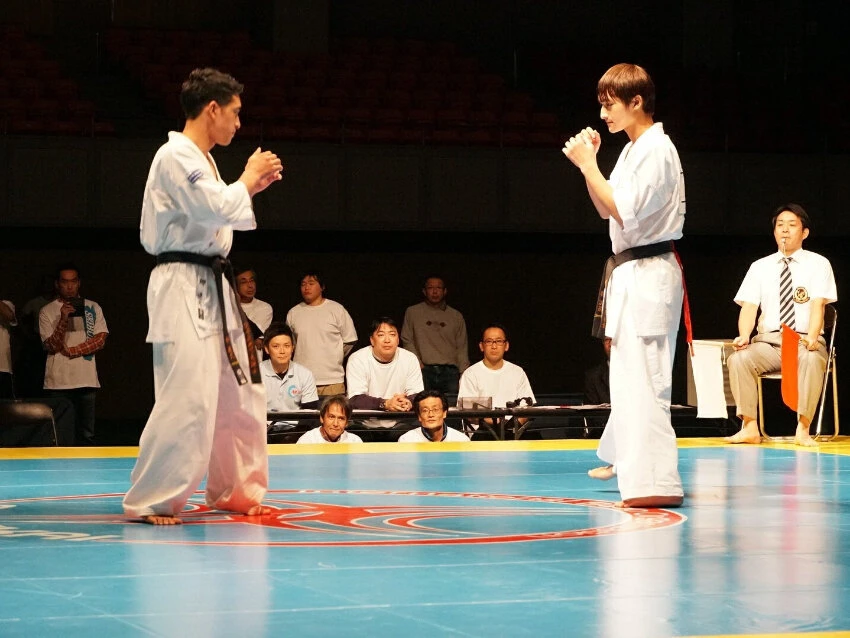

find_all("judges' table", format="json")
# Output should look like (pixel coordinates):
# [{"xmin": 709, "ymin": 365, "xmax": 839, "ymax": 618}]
[{"xmin": 267, "ymin": 405, "xmax": 698, "ymax": 441}]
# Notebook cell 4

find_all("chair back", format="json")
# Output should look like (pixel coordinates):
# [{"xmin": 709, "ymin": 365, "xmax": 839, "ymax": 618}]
[{"xmin": 824, "ymin": 304, "xmax": 838, "ymax": 351}]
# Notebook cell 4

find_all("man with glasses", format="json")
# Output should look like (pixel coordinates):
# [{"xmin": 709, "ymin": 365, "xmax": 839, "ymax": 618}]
[
  {"xmin": 458, "ymin": 324, "xmax": 535, "ymax": 421},
  {"xmin": 398, "ymin": 389, "xmax": 469, "ymax": 442},
  {"xmin": 401, "ymin": 276, "xmax": 469, "ymax": 394}
]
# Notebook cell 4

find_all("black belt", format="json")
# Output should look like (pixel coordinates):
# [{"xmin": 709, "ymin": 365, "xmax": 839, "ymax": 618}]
[
  {"xmin": 155, "ymin": 251, "xmax": 261, "ymax": 385},
  {"xmin": 592, "ymin": 240, "xmax": 675, "ymax": 339}
]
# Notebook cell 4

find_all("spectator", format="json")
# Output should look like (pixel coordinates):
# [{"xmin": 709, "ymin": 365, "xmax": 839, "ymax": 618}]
[
  {"xmin": 39, "ymin": 264, "xmax": 108, "ymax": 445},
  {"xmin": 458, "ymin": 323, "xmax": 535, "ymax": 429},
  {"xmin": 297, "ymin": 395, "xmax": 363, "ymax": 444},
  {"xmin": 0, "ymin": 298, "xmax": 16, "ymax": 399},
  {"xmin": 261, "ymin": 322, "xmax": 319, "ymax": 432},
  {"xmin": 398, "ymin": 390, "xmax": 469, "ymax": 442},
  {"xmin": 236, "ymin": 266, "xmax": 273, "ymax": 351},
  {"xmin": 287, "ymin": 272, "xmax": 357, "ymax": 396},
  {"xmin": 401, "ymin": 275, "xmax": 469, "ymax": 394},
  {"xmin": 16, "ymin": 274, "xmax": 54, "ymax": 397},
  {"xmin": 346, "ymin": 317, "xmax": 423, "ymax": 428}
]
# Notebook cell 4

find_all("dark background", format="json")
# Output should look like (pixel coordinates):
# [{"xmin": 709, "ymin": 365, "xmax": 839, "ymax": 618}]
[{"xmin": 1, "ymin": 0, "xmax": 846, "ymax": 443}]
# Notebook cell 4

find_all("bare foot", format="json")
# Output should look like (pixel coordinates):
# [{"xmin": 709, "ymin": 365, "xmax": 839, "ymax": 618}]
[
  {"xmin": 725, "ymin": 429, "xmax": 761, "ymax": 444},
  {"xmin": 616, "ymin": 495, "xmax": 684, "ymax": 508},
  {"xmin": 794, "ymin": 426, "xmax": 818, "ymax": 447},
  {"xmin": 244, "ymin": 505, "xmax": 275, "ymax": 516},
  {"xmin": 139, "ymin": 514, "xmax": 182, "ymax": 525},
  {"xmin": 588, "ymin": 465, "xmax": 616, "ymax": 481}
]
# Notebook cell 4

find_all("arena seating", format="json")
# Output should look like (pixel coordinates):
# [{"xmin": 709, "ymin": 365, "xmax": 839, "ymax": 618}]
[
  {"xmin": 102, "ymin": 28, "xmax": 564, "ymax": 147},
  {"xmin": 0, "ymin": 25, "xmax": 115, "ymax": 137}
]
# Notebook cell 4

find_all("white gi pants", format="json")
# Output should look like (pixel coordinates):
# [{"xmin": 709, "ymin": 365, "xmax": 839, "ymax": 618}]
[
  {"xmin": 123, "ymin": 305, "xmax": 268, "ymax": 518},
  {"xmin": 597, "ymin": 254, "xmax": 684, "ymax": 501}
]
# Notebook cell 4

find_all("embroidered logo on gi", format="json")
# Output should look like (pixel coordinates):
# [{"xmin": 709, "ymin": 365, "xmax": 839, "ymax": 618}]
[
  {"xmin": 793, "ymin": 287, "xmax": 810, "ymax": 303},
  {"xmin": 187, "ymin": 169, "xmax": 203, "ymax": 184}
]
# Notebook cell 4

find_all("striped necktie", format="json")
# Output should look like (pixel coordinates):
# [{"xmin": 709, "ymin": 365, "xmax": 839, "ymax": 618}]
[{"xmin": 779, "ymin": 257, "xmax": 795, "ymax": 330}]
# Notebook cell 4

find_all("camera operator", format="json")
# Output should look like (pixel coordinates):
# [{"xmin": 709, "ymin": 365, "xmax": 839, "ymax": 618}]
[{"xmin": 39, "ymin": 263, "xmax": 108, "ymax": 445}]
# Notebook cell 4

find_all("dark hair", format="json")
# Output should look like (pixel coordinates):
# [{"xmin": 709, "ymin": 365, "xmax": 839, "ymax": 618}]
[
  {"xmin": 263, "ymin": 322, "xmax": 294, "ymax": 346},
  {"xmin": 320, "ymin": 394, "xmax": 352, "ymax": 421},
  {"xmin": 370, "ymin": 317, "xmax": 399, "ymax": 335},
  {"xmin": 597, "ymin": 63, "xmax": 656, "ymax": 116},
  {"xmin": 423, "ymin": 275, "xmax": 445, "ymax": 288},
  {"xmin": 180, "ymin": 68, "xmax": 244, "ymax": 120},
  {"xmin": 413, "ymin": 389, "xmax": 448, "ymax": 414},
  {"xmin": 299, "ymin": 272, "xmax": 325, "ymax": 290},
  {"xmin": 55, "ymin": 263, "xmax": 80, "ymax": 280},
  {"xmin": 235, "ymin": 266, "xmax": 256, "ymax": 279},
  {"xmin": 480, "ymin": 323, "xmax": 509, "ymax": 342},
  {"xmin": 771, "ymin": 203, "xmax": 811, "ymax": 231}
]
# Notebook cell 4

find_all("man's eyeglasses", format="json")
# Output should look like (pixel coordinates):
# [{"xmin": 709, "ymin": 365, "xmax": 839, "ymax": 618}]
[
  {"xmin": 419, "ymin": 407, "xmax": 444, "ymax": 416},
  {"xmin": 482, "ymin": 339, "xmax": 506, "ymax": 346}
]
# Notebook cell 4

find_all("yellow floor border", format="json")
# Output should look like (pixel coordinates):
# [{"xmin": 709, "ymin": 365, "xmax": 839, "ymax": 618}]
[{"xmin": 1, "ymin": 436, "xmax": 849, "ymax": 460}]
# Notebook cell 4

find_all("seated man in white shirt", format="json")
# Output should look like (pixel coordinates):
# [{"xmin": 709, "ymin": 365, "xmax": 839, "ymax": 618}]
[
  {"xmin": 236, "ymin": 266, "xmax": 274, "ymax": 351},
  {"xmin": 399, "ymin": 390, "xmax": 469, "ymax": 442},
  {"xmin": 261, "ymin": 322, "xmax": 319, "ymax": 432},
  {"xmin": 458, "ymin": 323, "xmax": 535, "ymax": 432},
  {"xmin": 346, "ymin": 317, "xmax": 424, "ymax": 427},
  {"xmin": 725, "ymin": 203, "xmax": 837, "ymax": 447},
  {"xmin": 297, "ymin": 395, "xmax": 363, "ymax": 444}
]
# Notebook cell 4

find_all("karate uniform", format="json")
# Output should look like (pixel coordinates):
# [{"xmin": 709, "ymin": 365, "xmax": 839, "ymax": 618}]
[
  {"xmin": 596, "ymin": 123, "xmax": 686, "ymax": 502},
  {"xmin": 123, "ymin": 131, "xmax": 268, "ymax": 519}
]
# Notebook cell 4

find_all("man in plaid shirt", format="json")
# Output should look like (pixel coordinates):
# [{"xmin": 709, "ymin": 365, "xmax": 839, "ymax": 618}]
[{"xmin": 39, "ymin": 263, "xmax": 108, "ymax": 445}]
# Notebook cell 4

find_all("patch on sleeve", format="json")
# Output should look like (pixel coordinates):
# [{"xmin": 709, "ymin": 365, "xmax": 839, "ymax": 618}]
[{"xmin": 187, "ymin": 169, "xmax": 203, "ymax": 184}]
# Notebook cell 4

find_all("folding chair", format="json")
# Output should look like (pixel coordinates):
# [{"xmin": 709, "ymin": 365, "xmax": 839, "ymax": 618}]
[{"xmin": 758, "ymin": 304, "xmax": 839, "ymax": 441}]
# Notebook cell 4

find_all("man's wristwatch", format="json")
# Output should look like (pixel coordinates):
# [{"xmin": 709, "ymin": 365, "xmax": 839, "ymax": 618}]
[{"xmin": 378, "ymin": 399, "xmax": 386, "ymax": 410}]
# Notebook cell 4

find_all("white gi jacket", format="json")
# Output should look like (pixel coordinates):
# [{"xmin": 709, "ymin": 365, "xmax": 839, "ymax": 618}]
[
  {"xmin": 606, "ymin": 123, "xmax": 685, "ymax": 339},
  {"xmin": 140, "ymin": 131, "xmax": 255, "ymax": 343}
]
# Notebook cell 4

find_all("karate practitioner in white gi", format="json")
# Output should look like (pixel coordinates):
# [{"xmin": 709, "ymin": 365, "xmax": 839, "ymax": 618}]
[
  {"xmin": 562, "ymin": 63, "xmax": 686, "ymax": 508},
  {"xmin": 123, "ymin": 68, "xmax": 283, "ymax": 524}
]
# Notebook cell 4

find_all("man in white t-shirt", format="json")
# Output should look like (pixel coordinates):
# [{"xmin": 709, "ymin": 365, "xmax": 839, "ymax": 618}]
[
  {"xmin": 236, "ymin": 267, "xmax": 274, "ymax": 351},
  {"xmin": 346, "ymin": 317, "xmax": 423, "ymax": 428},
  {"xmin": 287, "ymin": 272, "xmax": 357, "ymax": 396},
  {"xmin": 726, "ymin": 203, "xmax": 837, "ymax": 447},
  {"xmin": 297, "ymin": 395, "xmax": 363, "ymax": 444},
  {"xmin": 0, "ymin": 299, "xmax": 16, "ymax": 398},
  {"xmin": 39, "ymin": 264, "xmax": 109, "ymax": 445},
  {"xmin": 261, "ymin": 322, "xmax": 319, "ymax": 432},
  {"xmin": 398, "ymin": 390, "xmax": 469, "ymax": 443},
  {"xmin": 458, "ymin": 324, "xmax": 535, "ymax": 430}
]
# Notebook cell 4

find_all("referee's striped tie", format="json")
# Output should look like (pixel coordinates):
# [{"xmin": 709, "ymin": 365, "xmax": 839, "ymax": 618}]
[{"xmin": 779, "ymin": 257, "xmax": 795, "ymax": 329}]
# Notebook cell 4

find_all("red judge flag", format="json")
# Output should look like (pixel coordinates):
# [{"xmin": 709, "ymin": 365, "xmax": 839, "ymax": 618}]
[{"xmin": 780, "ymin": 324, "xmax": 800, "ymax": 411}]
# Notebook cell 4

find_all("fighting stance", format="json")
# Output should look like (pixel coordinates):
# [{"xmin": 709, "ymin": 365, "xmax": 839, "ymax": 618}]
[
  {"xmin": 725, "ymin": 204, "xmax": 836, "ymax": 446},
  {"xmin": 123, "ymin": 68, "xmax": 283, "ymax": 524},
  {"xmin": 562, "ymin": 63, "xmax": 686, "ymax": 508}
]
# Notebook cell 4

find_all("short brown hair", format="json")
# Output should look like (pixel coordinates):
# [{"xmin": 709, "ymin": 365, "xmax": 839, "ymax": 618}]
[
  {"xmin": 597, "ymin": 63, "xmax": 655, "ymax": 116},
  {"xmin": 180, "ymin": 67, "xmax": 243, "ymax": 120},
  {"xmin": 320, "ymin": 395, "xmax": 352, "ymax": 421}
]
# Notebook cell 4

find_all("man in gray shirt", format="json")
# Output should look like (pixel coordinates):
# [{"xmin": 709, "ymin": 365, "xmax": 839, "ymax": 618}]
[{"xmin": 401, "ymin": 276, "xmax": 469, "ymax": 394}]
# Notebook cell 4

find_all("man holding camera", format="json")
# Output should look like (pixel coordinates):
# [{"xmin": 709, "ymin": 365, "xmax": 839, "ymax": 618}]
[{"xmin": 39, "ymin": 263, "xmax": 108, "ymax": 445}]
